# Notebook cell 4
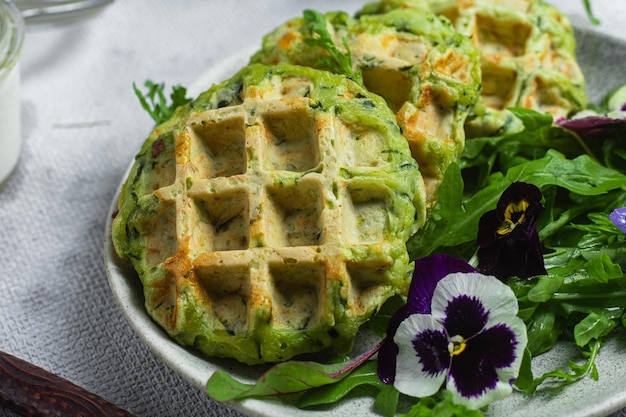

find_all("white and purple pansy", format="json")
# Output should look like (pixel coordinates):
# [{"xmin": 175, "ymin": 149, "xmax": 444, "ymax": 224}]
[{"xmin": 378, "ymin": 254, "xmax": 528, "ymax": 409}]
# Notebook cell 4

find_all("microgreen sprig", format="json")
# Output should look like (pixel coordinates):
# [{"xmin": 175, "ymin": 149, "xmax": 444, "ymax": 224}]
[
  {"xmin": 582, "ymin": 0, "xmax": 600, "ymax": 25},
  {"xmin": 133, "ymin": 80, "xmax": 192, "ymax": 125},
  {"xmin": 302, "ymin": 9, "xmax": 363, "ymax": 85}
]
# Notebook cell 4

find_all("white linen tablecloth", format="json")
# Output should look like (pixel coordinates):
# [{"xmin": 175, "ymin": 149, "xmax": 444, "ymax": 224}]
[{"xmin": 0, "ymin": 1, "xmax": 624, "ymax": 416}]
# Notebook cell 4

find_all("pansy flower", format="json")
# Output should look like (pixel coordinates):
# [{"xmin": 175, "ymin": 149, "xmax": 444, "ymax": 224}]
[
  {"xmin": 477, "ymin": 181, "xmax": 547, "ymax": 280},
  {"xmin": 610, "ymin": 207, "xmax": 626, "ymax": 239},
  {"xmin": 377, "ymin": 254, "xmax": 527, "ymax": 410}
]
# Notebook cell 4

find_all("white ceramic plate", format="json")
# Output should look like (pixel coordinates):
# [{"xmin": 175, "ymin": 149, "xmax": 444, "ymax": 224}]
[{"xmin": 104, "ymin": 27, "xmax": 626, "ymax": 417}]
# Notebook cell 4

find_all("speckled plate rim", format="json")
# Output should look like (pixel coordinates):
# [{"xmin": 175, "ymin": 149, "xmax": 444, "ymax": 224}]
[{"xmin": 104, "ymin": 27, "xmax": 626, "ymax": 417}]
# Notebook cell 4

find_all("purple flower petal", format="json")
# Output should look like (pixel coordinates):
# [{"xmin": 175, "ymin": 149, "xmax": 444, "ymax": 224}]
[
  {"xmin": 448, "ymin": 338, "xmax": 498, "ymax": 398},
  {"xmin": 478, "ymin": 324, "xmax": 520, "ymax": 369},
  {"xmin": 497, "ymin": 181, "xmax": 543, "ymax": 217},
  {"xmin": 393, "ymin": 314, "xmax": 449, "ymax": 398},
  {"xmin": 478, "ymin": 231, "xmax": 547, "ymax": 279},
  {"xmin": 407, "ymin": 254, "xmax": 477, "ymax": 315},
  {"xmin": 412, "ymin": 328, "xmax": 451, "ymax": 377},
  {"xmin": 448, "ymin": 324, "xmax": 517, "ymax": 398},
  {"xmin": 433, "ymin": 273, "xmax": 522, "ymax": 330},
  {"xmin": 376, "ymin": 338, "xmax": 399, "ymax": 384},
  {"xmin": 447, "ymin": 317, "xmax": 527, "ymax": 409},
  {"xmin": 436, "ymin": 273, "xmax": 527, "ymax": 409},
  {"xmin": 476, "ymin": 208, "xmax": 500, "ymax": 248},
  {"xmin": 610, "ymin": 207, "xmax": 626, "ymax": 237},
  {"xmin": 443, "ymin": 294, "xmax": 489, "ymax": 339}
]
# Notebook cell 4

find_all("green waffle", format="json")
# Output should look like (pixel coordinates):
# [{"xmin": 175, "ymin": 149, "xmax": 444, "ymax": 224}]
[{"xmin": 112, "ymin": 64, "xmax": 426, "ymax": 365}]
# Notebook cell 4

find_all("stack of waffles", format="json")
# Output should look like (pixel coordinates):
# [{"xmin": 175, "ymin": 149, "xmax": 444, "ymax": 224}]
[{"xmin": 113, "ymin": 0, "xmax": 588, "ymax": 365}]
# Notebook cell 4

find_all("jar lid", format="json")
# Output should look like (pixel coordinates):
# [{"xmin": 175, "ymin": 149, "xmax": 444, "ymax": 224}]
[{"xmin": 0, "ymin": 1, "xmax": 25, "ymax": 80}]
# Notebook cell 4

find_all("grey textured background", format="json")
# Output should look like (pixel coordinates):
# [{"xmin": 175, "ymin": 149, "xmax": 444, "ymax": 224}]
[{"xmin": 0, "ymin": 1, "xmax": 624, "ymax": 416}]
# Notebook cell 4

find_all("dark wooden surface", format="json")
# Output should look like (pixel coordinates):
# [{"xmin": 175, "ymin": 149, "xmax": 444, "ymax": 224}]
[{"xmin": 0, "ymin": 351, "xmax": 135, "ymax": 417}]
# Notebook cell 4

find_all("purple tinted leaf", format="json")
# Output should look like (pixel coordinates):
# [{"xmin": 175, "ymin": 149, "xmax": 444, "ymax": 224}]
[
  {"xmin": 207, "ymin": 362, "xmax": 342, "ymax": 401},
  {"xmin": 206, "ymin": 340, "xmax": 383, "ymax": 402},
  {"xmin": 297, "ymin": 361, "xmax": 385, "ymax": 409},
  {"xmin": 556, "ymin": 111, "xmax": 626, "ymax": 140}
]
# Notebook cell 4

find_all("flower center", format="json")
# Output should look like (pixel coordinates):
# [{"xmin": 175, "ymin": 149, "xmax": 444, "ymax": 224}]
[
  {"xmin": 448, "ymin": 335, "xmax": 467, "ymax": 356},
  {"xmin": 497, "ymin": 200, "xmax": 528, "ymax": 236}
]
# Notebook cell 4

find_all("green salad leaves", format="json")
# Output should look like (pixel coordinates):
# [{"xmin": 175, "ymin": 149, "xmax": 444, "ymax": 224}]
[
  {"xmin": 202, "ymin": 98, "xmax": 626, "ymax": 416},
  {"xmin": 407, "ymin": 102, "xmax": 626, "ymax": 408}
]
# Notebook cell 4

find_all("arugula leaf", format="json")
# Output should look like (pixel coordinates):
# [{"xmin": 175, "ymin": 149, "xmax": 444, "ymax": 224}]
[
  {"xmin": 526, "ymin": 274, "xmax": 564, "ymax": 303},
  {"xmin": 602, "ymin": 139, "xmax": 626, "ymax": 174},
  {"xmin": 375, "ymin": 384, "xmax": 401, "ymax": 417},
  {"xmin": 524, "ymin": 305, "xmax": 561, "ymax": 355},
  {"xmin": 302, "ymin": 9, "xmax": 363, "ymax": 84},
  {"xmin": 583, "ymin": 253, "xmax": 624, "ymax": 283},
  {"xmin": 574, "ymin": 311, "xmax": 616, "ymax": 347},
  {"xmin": 504, "ymin": 150, "xmax": 626, "ymax": 196},
  {"xmin": 133, "ymin": 80, "xmax": 192, "ymax": 125},
  {"xmin": 513, "ymin": 348, "xmax": 535, "ymax": 392},
  {"xmin": 400, "ymin": 390, "xmax": 485, "ymax": 417},
  {"xmin": 517, "ymin": 339, "xmax": 602, "ymax": 395},
  {"xmin": 407, "ymin": 162, "xmax": 464, "ymax": 259}
]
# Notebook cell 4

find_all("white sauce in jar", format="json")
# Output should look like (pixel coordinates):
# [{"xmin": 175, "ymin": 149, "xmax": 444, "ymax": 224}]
[{"xmin": 0, "ymin": 1, "xmax": 25, "ymax": 185}]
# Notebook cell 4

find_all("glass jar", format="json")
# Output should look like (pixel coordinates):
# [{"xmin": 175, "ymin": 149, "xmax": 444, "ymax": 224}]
[{"xmin": 0, "ymin": 0, "xmax": 25, "ymax": 185}]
